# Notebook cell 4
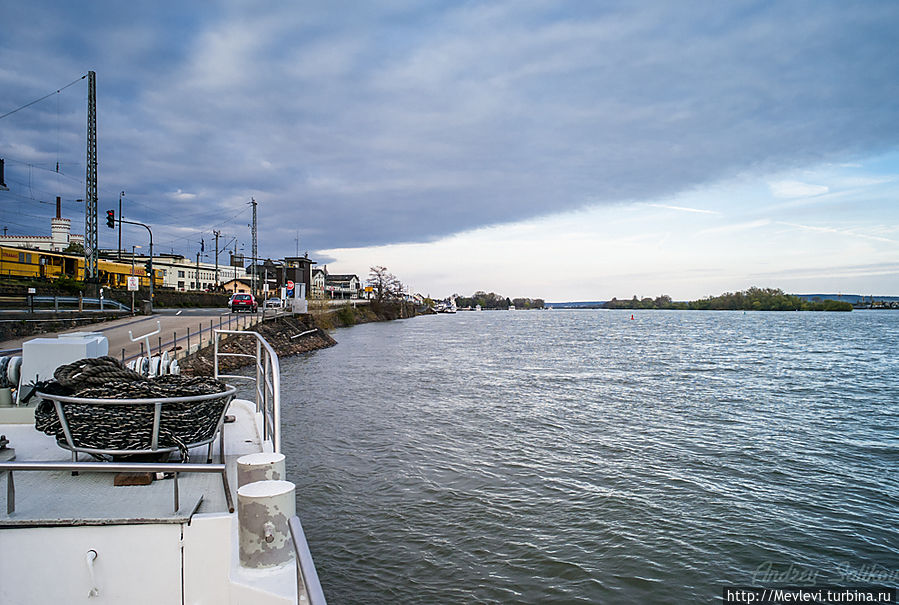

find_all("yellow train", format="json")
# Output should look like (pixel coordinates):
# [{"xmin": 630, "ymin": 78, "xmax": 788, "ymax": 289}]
[{"xmin": 0, "ymin": 245, "xmax": 162, "ymax": 288}]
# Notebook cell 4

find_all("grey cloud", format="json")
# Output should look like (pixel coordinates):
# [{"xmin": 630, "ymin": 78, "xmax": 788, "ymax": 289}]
[{"xmin": 2, "ymin": 1, "xmax": 898, "ymax": 259}]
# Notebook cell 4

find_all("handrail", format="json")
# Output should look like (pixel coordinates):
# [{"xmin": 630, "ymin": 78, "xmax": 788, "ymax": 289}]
[
  {"xmin": 213, "ymin": 330, "xmax": 281, "ymax": 453},
  {"xmin": 288, "ymin": 515, "xmax": 328, "ymax": 605},
  {"xmin": 33, "ymin": 296, "xmax": 130, "ymax": 311},
  {"xmin": 0, "ymin": 461, "xmax": 231, "ymax": 515}
]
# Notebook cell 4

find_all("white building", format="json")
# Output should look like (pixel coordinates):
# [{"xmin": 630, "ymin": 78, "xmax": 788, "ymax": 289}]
[
  {"xmin": 0, "ymin": 206, "xmax": 83, "ymax": 252},
  {"xmin": 130, "ymin": 253, "xmax": 245, "ymax": 291}
]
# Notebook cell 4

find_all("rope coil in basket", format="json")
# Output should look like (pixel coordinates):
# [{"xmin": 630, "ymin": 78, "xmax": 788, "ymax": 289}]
[{"xmin": 34, "ymin": 357, "xmax": 233, "ymax": 461}]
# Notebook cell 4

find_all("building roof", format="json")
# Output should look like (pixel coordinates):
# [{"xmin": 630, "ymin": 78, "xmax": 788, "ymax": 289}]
[{"xmin": 222, "ymin": 278, "xmax": 253, "ymax": 287}]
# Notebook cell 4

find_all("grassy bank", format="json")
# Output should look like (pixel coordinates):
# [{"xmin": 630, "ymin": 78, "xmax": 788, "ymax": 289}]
[{"xmin": 310, "ymin": 301, "xmax": 419, "ymax": 330}]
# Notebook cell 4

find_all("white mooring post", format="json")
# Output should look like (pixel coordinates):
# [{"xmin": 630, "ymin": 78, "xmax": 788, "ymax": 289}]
[
  {"xmin": 236, "ymin": 452, "xmax": 286, "ymax": 488},
  {"xmin": 237, "ymin": 480, "xmax": 296, "ymax": 568}
]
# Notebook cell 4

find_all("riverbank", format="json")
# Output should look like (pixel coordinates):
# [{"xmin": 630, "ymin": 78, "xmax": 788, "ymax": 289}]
[{"xmin": 179, "ymin": 301, "xmax": 421, "ymax": 374}]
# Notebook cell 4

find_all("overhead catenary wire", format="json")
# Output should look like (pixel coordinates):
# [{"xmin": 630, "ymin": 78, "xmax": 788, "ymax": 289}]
[
  {"xmin": 3, "ymin": 157, "xmax": 84, "ymax": 185},
  {"xmin": 0, "ymin": 74, "xmax": 86, "ymax": 121}
]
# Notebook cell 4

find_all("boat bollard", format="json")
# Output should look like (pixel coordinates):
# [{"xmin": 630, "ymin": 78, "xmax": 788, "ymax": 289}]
[
  {"xmin": 236, "ymin": 452, "xmax": 286, "ymax": 488},
  {"xmin": 237, "ymin": 479, "xmax": 296, "ymax": 568}
]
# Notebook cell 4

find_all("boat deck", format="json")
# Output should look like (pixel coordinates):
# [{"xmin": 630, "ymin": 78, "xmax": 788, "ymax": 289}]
[{"xmin": 0, "ymin": 398, "xmax": 263, "ymax": 527}]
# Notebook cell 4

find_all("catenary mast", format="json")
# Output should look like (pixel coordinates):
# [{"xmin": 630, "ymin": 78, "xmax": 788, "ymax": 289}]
[
  {"xmin": 250, "ymin": 197, "xmax": 257, "ymax": 297},
  {"xmin": 84, "ymin": 71, "xmax": 98, "ymax": 282}
]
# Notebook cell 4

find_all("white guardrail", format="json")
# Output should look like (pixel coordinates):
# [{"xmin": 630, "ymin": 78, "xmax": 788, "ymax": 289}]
[
  {"xmin": 213, "ymin": 330, "xmax": 281, "ymax": 453},
  {"xmin": 212, "ymin": 329, "xmax": 327, "ymax": 605}
]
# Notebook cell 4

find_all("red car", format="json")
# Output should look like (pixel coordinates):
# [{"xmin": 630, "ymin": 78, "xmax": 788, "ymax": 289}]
[{"xmin": 228, "ymin": 293, "xmax": 257, "ymax": 313}]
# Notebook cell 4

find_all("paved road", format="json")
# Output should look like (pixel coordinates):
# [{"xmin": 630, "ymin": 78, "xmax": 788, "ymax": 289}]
[{"xmin": 0, "ymin": 308, "xmax": 286, "ymax": 361}]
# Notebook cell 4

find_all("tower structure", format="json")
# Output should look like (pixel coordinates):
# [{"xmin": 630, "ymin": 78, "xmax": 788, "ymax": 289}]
[
  {"xmin": 250, "ymin": 197, "xmax": 258, "ymax": 296},
  {"xmin": 213, "ymin": 229, "xmax": 221, "ymax": 287},
  {"xmin": 84, "ymin": 70, "xmax": 98, "ymax": 281}
]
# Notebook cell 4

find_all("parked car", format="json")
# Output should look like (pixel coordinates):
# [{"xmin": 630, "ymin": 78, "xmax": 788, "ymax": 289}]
[
  {"xmin": 228, "ymin": 293, "xmax": 257, "ymax": 313},
  {"xmin": 264, "ymin": 297, "xmax": 283, "ymax": 309}
]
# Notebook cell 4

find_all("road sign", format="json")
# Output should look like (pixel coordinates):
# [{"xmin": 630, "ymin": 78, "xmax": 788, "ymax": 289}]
[
  {"xmin": 127, "ymin": 276, "xmax": 139, "ymax": 291},
  {"xmin": 286, "ymin": 280, "xmax": 295, "ymax": 290}
]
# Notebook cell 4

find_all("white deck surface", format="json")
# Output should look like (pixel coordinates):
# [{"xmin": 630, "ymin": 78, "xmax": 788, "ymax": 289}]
[{"xmin": 0, "ymin": 398, "xmax": 263, "ymax": 526}]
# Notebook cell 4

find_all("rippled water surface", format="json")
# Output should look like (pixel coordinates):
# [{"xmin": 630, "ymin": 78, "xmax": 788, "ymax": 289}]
[{"xmin": 279, "ymin": 310, "xmax": 899, "ymax": 604}]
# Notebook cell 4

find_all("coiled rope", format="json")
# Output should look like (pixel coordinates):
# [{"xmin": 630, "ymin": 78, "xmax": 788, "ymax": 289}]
[{"xmin": 35, "ymin": 357, "xmax": 232, "ymax": 461}]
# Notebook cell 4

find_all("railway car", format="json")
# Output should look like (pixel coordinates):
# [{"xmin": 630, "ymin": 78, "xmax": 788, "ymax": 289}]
[{"xmin": 0, "ymin": 245, "xmax": 162, "ymax": 288}]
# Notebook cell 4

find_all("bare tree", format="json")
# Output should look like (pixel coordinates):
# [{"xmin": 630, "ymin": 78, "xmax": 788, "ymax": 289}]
[{"xmin": 367, "ymin": 266, "xmax": 403, "ymax": 302}]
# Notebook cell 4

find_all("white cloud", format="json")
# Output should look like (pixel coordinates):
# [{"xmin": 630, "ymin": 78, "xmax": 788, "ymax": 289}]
[
  {"xmin": 699, "ymin": 219, "xmax": 771, "ymax": 235},
  {"xmin": 647, "ymin": 203, "xmax": 721, "ymax": 215},
  {"xmin": 170, "ymin": 189, "xmax": 197, "ymax": 201},
  {"xmin": 768, "ymin": 180, "xmax": 829, "ymax": 198},
  {"xmin": 776, "ymin": 221, "xmax": 897, "ymax": 244}
]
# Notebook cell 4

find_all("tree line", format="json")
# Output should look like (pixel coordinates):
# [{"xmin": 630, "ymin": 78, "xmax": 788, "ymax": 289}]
[
  {"xmin": 602, "ymin": 287, "xmax": 852, "ymax": 311},
  {"xmin": 455, "ymin": 291, "xmax": 545, "ymax": 310}
]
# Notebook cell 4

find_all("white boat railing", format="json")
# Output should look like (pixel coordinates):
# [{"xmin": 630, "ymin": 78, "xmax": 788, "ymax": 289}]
[
  {"xmin": 213, "ymin": 329, "xmax": 281, "ymax": 453},
  {"xmin": 213, "ymin": 329, "xmax": 327, "ymax": 604},
  {"xmin": 289, "ymin": 515, "xmax": 328, "ymax": 605},
  {"xmin": 0, "ymin": 461, "xmax": 230, "ymax": 516}
]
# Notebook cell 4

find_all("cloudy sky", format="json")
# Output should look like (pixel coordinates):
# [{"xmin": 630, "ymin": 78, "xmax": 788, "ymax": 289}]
[{"xmin": 1, "ymin": 1, "xmax": 898, "ymax": 300}]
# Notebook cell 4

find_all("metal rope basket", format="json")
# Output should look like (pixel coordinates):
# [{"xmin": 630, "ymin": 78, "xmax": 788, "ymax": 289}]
[{"xmin": 33, "ymin": 357, "xmax": 236, "ymax": 461}]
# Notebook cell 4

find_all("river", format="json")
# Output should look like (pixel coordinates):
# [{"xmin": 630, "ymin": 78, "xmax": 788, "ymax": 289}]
[{"xmin": 279, "ymin": 309, "xmax": 899, "ymax": 604}]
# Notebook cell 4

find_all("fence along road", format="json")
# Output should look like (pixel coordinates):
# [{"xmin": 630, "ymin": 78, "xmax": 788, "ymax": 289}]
[{"xmin": 0, "ymin": 308, "xmax": 277, "ymax": 362}]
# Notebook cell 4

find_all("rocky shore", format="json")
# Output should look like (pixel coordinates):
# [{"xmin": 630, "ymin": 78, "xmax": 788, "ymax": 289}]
[
  {"xmin": 179, "ymin": 314, "xmax": 336, "ymax": 375},
  {"xmin": 179, "ymin": 301, "xmax": 420, "ymax": 375}
]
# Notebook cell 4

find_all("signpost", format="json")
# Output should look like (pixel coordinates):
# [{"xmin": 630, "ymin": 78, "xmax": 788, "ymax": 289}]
[{"xmin": 127, "ymin": 275, "xmax": 139, "ymax": 314}]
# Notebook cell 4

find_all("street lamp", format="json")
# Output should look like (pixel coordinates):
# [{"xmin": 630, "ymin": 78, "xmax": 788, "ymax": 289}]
[
  {"xmin": 130, "ymin": 245, "xmax": 141, "ymax": 313},
  {"xmin": 196, "ymin": 252, "xmax": 209, "ymax": 291}
]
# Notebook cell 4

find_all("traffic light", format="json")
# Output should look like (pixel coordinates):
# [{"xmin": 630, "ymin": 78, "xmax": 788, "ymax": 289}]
[
  {"xmin": 106, "ymin": 210, "xmax": 115, "ymax": 228},
  {"xmin": 144, "ymin": 261, "xmax": 152, "ymax": 276}
]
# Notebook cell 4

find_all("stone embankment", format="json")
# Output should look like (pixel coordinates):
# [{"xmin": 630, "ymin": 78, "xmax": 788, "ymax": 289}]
[
  {"xmin": 179, "ymin": 314, "xmax": 336, "ymax": 375},
  {"xmin": 179, "ymin": 301, "xmax": 422, "ymax": 375}
]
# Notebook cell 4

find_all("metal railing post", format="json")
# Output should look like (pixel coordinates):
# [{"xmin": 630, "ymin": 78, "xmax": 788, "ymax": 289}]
[
  {"xmin": 6, "ymin": 469, "xmax": 14, "ymax": 514},
  {"xmin": 211, "ymin": 329, "xmax": 282, "ymax": 454},
  {"xmin": 288, "ymin": 516, "xmax": 327, "ymax": 605},
  {"xmin": 256, "ymin": 339, "xmax": 263, "ymax": 416}
]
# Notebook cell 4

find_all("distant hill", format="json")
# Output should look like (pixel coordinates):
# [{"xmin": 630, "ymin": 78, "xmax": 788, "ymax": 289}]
[
  {"xmin": 549, "ymin": 293, "xmax": 899, "ymax": 309},
  {"xmin": 545, "ymin": 301, "xmax": 607, "ymax": 309},
  {"xmin": 794, "ymin": 294, "xmax": 899, "ymax": 303}
]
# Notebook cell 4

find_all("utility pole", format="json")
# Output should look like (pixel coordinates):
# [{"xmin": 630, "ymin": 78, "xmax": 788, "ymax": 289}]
[
  {"xmin": 196, "ymin": 251, "xmax": 200, "ymax": 291},
  {"xmin": 213, "ymin": 229, "xmax": 221, "ymax": 289},
  {"xmin": 118, "ymin": 190, "xmax": 124, "ymax": 261},
  {"xmin": 84, "ymin": 70, "xmax": 98, "ymax": 285},
  {"xmin": 250, "ymin": 197, "xmax": 257, "ymax": 298}
]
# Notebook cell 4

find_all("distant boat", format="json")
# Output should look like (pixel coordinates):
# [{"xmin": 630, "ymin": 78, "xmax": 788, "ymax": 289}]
[
  {"xmin": 437, "ymin": 298, "xmax": 457, "ymax": 313},
  {"xmin": 475, "ymin": 304, "xmax": 482, "ymax": 311},
  {"xmin": 509, "ymin": 304, "xmax": 516, "ymax": 311}
]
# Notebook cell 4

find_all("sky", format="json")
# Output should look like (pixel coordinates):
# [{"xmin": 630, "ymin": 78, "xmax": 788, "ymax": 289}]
[{"xmin": 1, "ymin": 1, "xmax": 898, "ymax": 300}]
